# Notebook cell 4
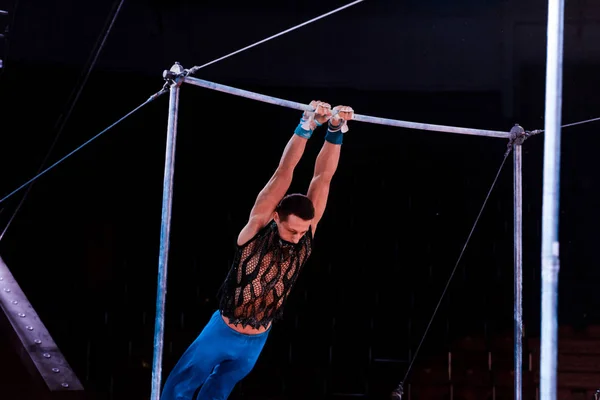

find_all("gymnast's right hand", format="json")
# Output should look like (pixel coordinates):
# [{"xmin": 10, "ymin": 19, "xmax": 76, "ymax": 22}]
[
  {"xmin": 302, "ymin": 100, "xmax": 331, "ymax": 127},
  {"xmin": 311, "ymin": 100, "xmax": 332, "ymax": 125},
  {"xmin": 296, "ymin": 101, "xmax": 332, "ymax": 138}
]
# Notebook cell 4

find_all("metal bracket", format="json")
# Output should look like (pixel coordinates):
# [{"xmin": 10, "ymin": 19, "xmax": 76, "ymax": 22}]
[
  {"xmin": 0, "ymin": 255, "xmax": 84, "ymax": 393},
  {"xmin": 510, "ymin": 124, "xmax": 527, "ymax": 146},
  {"xmin": 162, "ymin": 62, "xmax": 187, "ymax": 87},
  {"xmin": 504, "ymin": 123, "xmax": 540, "ymax": 157}
]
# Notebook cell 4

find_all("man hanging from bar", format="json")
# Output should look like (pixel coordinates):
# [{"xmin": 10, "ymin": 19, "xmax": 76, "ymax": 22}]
[{"xmin": 160, "ymin": 100, "xmax": 354, "ymax": 400}]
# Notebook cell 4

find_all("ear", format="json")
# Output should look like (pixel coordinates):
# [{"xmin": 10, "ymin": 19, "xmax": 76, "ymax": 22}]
[{"xmin": 273, "ymin": 211, "xmax": 280, "ymax": 223}]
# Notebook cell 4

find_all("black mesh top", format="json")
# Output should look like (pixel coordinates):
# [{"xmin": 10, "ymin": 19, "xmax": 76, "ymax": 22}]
[{"xmin": 218, "ymin": 220, "xmax": 313, "ymax": 329}]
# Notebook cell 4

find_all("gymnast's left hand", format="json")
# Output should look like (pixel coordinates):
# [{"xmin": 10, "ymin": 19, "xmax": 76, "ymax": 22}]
[{"xmin": 330, "ymin": 105, "xmax": 354, "ymax": 126}]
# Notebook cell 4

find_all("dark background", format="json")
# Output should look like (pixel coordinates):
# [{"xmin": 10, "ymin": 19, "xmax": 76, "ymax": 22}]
[{"xmin": 0, "ymin": 0, "xmax": 599, "ymax": 399}]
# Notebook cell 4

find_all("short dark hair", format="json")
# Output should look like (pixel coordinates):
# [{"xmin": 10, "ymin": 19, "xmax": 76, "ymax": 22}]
[{"xmin": 275, "ymin": 193, "xmax": 315, "ymax": 221}]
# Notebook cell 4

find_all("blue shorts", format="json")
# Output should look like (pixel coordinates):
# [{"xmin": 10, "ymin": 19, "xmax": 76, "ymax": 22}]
[{"xmin": 160, "ymin": 310, "xmax": 270, "ymax": 400}]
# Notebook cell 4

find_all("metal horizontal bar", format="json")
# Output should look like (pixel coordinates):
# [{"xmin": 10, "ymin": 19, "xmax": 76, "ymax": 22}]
[
  {"xmin": 183, "ymin": 76, "xmax": 511, "ymax": 139},
  {"xmin": 0, "ymin": 255, "xmax": 84, "ymax": 393}
]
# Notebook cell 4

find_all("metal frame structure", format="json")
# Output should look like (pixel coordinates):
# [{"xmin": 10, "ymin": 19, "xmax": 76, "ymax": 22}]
[
  {"xmin": 150, "ymin": 3, "xmax": 565, "ymax": 399},
  {"xmin": 0, "ymin": 256, "xmax": 84, "ymax": 396},
  {"xmin": 540, "ymin": 0, "xmax": 564, "ymax": 399},
  {"xmin": 150, "ymin": 46, "xmax": 562, "ymax": 399}
]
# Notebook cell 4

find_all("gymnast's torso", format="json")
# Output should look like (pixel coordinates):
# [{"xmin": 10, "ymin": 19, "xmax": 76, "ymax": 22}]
[{"xmin": 218, "ymin": 220, "xmax": 313, "ymax": 334}]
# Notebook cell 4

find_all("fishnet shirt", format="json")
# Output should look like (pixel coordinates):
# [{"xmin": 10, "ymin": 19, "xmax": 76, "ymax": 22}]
[{"xmin": 218, "ymin": 220, "xmax": 313, "ymax": 329}]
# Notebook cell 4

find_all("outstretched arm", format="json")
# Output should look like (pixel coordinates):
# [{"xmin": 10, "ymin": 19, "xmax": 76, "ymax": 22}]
[
  {"xmin": 238, "ymin": 101, "xmax": 332, "ymax": 245},
  {"xmin": 307, "ymin": 106, "xmax": 354, "ymax": 234}
]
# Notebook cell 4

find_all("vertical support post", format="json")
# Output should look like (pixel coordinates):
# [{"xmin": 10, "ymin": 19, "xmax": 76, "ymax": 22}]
[
  {"xmin": 514, "ymin": 142, "xmax": 523, "ymax": 400},
  {"xmin": 540, "ymin": 0, "xmax": 564, "ymax": 398},
  {"xmin": 150, "ymin": 63, "xmax": 183, "ymax": 400}
]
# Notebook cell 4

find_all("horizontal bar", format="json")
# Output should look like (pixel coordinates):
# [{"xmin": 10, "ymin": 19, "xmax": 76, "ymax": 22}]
[
  {"xmin": 183, "ymin": 76, "xmax": 314, "ymax": 112},
  {"xmin": 183, "ymin": 76, "xmax": 511, "ymax": 139}
]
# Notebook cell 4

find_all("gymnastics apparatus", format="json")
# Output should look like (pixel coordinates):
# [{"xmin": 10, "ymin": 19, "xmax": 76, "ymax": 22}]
[{"xmin": 0, "ymin": 0, "xmax": 587, "ymax": 399}]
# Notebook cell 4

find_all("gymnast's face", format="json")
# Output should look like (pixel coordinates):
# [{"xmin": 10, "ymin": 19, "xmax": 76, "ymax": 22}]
[{"xmin": 274, "ymin": 213, "xmax": 312, "ymax": 244}]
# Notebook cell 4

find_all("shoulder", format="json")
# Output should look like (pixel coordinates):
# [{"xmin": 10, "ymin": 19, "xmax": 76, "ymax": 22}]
[{"xmin": 237, "ymin": 219, "xmax": 275, "ymax": 247}]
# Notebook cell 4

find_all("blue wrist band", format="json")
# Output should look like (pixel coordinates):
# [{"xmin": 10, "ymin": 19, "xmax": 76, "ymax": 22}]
[
  {"xmin": 325, "ymin": 129, "xmax": 343, "ymax": 144},
  {"xmin": 294, "ymin": 123, "xmax": 313, "ymax": 139}
]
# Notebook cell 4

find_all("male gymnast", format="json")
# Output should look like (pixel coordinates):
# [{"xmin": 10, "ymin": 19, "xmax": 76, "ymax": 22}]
[{"xmin": 160, "ymin": 100, "xmax": 354, "ymax": 399}]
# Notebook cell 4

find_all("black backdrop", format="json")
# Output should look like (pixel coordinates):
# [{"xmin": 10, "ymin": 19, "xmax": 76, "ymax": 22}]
[{"xmin": 1, "ymin": 54, "xmax": 600, "ymax": 398}]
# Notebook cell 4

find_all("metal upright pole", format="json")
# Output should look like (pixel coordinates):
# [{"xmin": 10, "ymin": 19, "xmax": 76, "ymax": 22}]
[
  {"xmin": 514, "ymin": 142, "xmax": 523, "ymax": 400},
  {"xmin": 150, "ymin": 63, "xmax": 183, "ymax": 400},
  {"xmin": 540, "ymin": 0, "xmax": 564, "ymax": 398}
]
